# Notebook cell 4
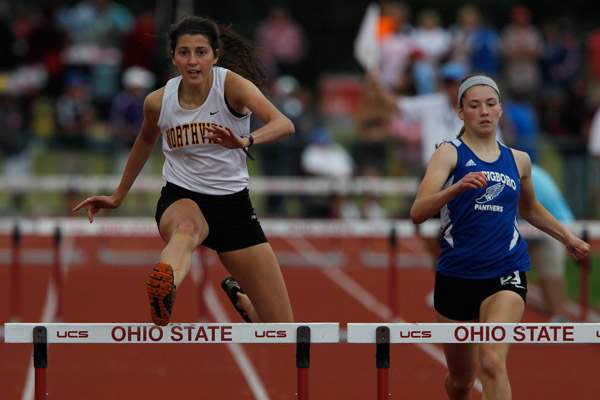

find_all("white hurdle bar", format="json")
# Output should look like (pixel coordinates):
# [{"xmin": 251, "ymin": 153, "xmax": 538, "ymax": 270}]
[
  {"xmin": 4, "ymin": 322, "xmax": 340, "ymax": 400},
  {"xmin": 347, "ymin": 323, "xmax": 600, "ymax": 400}
]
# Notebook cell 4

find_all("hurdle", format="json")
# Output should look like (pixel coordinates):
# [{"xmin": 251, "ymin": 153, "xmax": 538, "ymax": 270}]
[
  {"xmin": 4, "ymin": 322, "xmax": 339, "ymax": 400},
  {"xmin": 348, "ymin": 322, "xmax": 600, "ymax": 400}
]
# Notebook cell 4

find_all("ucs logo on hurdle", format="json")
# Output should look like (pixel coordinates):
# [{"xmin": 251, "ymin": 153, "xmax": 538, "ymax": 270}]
[
  {"xmin": 399, "ymin": 329, "xmax": 432, "ymax": 339},
  {"xmin": 254, "ymin": 329, "xmax": 288, "ymax": 338},
  {"xmin": 56, "ymin": 330, "xmax": 89, "ymax": 339}
]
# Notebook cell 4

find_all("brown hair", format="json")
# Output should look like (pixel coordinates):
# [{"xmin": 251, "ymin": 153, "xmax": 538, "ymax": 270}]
[{"xmin": 168, "ymin": 16, "xmax": 266, "ymax": 88}]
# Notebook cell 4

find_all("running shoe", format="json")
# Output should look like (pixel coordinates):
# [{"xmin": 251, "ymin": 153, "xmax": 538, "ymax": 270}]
[
  {"xmin": 146, "ymin": 262, "xmax": 176, "ymax": 326},
  {"xmin": 221, "ymin": 276, "xmax": 252, "ymax": 322}
]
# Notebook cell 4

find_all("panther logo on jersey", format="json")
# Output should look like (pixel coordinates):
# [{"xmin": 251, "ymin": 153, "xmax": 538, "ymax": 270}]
[{"xmin": 476, "ymin": 182, "xmax": 505, "ymax": 204}]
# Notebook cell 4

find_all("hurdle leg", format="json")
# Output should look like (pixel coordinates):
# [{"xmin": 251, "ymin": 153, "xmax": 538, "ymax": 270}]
[
  {"xmin": 296, "ymin": 325, "xmax": 311, "ymax": 400},
  {"xmin": 53, "ymin": 227, "xmax": 63, "ymax": 322},
  {"xmin": 33, "ymin": 326, "xmax": 48, "ymax": 400},
  {"xmin": 579, "ymin": 253, "xmax": 590, "ymax": 321},
  {"xmin": 9, "ymin": 224, "xmax": 21, "ymax": 321},
  {"xmin": 387, "ymin": 227, "xmax": 398, "ymax": 321},
  {"xmin": 579, "ymin": 229, "xmax": 590, "ymax": 321},
  {"xmin": 376, "ymin": 326, "xmax": 390, "ymax": 400}
]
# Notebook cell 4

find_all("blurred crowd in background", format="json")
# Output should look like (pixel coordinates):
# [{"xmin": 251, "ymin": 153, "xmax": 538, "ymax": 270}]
[{"xmin": 2, "ymin": 0, "xmax": 600, "ymax": 219}]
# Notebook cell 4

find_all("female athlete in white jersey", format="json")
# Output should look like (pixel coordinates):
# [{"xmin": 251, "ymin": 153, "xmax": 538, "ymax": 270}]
[
  {"xmin": 73, "ymin": 16, "xmax": 294, "ymax": 326},
  {"xmin": 410, "ymin": 74, "xmax": 589, "ymax": 400}
]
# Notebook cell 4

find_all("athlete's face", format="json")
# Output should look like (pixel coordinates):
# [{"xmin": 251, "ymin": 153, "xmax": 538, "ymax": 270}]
[
  {"xmin": 172, "ymin": 34, "xmax": 218, "ymax": 83},
  {"xmin": 458, "ymin": 85, "xmax": 502, "ymax": 136}
]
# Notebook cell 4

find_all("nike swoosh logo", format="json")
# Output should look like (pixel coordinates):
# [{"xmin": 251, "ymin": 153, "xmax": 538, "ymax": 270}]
[{"xmin": 210, "ymin": 111, "xmax": 219, "ymax": 115}]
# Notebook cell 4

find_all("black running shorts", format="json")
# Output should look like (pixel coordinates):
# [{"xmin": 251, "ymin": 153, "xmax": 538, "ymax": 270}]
[
  {"xmin": 434, "ymin": 270, "xmax": 528, "ymax": 321},
  {"xmin": 155, "ymin": 182, "xmax": 267, "ymax": 253}
]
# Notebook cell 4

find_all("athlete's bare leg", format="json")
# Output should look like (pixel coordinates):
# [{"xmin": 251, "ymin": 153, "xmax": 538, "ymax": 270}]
[
  {"xmin": 478, "ymin": 291, "xmax": 525, "ymax": 400},
  {"xmin": 436, "ymin": 312, "xmax": 478, "ymax": 400},
  {"xmin": 219, "ymin": 242, "xmax": 293, "ymax": 322},
  {"xmin": 158, "ymin": 199, "xmax": 208, "ymax": 286}
]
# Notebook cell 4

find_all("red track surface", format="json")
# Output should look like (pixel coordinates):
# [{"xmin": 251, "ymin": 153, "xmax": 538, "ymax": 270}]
[{"xmin": 2, "ymin": 236, "xmax": 600, "ymax": 399}]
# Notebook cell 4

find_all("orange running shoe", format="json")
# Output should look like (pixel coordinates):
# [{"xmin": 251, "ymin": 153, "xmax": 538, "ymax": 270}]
[{"xmin": 146, "ymin": 262, "xmax": 176, "ymax": 326}]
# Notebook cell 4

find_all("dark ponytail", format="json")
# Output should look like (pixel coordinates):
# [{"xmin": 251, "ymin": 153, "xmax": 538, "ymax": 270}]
[
  {"xmin": 168, "ymin": 16, "xmax": 266, "ymax": 88},
  {"xmin": 218, "ymin": 24, "xmax": 266, "ymax": 88}
]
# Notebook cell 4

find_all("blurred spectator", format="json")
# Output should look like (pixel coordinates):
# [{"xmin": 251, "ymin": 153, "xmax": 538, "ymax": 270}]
[
  {"xmin": 0, "ymin": 91, "xmax": 30, "ymax": 175},
  {"xmin": 397, "ymin": 63, "xmax": 506, "ymax": 170},
  {"xmin": 55, "ymin": 72, "xmax": 95, "ymax": 149},
  {"xmin": 255, "ymin": 6, "xmax": 306, "ymax": 81},
  {"xmin": 501, "ymin": 92, "xmax": 540, "ymax": 162},
  {"xmin": 501, "ymin": 5, "xmax": 544, "ymax": 99},
  {"xmin": 586, "ymin": 28, "xmax": 600, "ymax": 107},
  {"xmin": 354, "ymin": 74, "xmax": 398, "ymax": 174},
  {"xmin": 30, "ymin": 91, "xmax": 57, "ymax": 143},
  {"xmin": 449, "ymin": 4, "xmax": 501, "ymax": 77},
  {"xmin": 58, "ymin": 0, "xmax": 133, "ymax": 47},
  {"xmin": 411, "ymin": 9, "xmax": 451, "ymax": 94},
  {"xmin": 588, "ymin": 106, "xmax": 600, "ymax": 217},
  {"xmin": 528, "ymin": 164, "xmax": 574, "ymax": 322},
  {"xmin": 0, "ymin": 4, "xmax": 19, "ymax": 71},
  {"xmin": 57, "ymin": 0, "xmax": 134, "ymax": 110},
  {"xmin": 378, "ymin": 0, "xmax": 408, "ymax": 41},
  {"xmin": 301, "ymin": 128, "xmax": 356, "ymax": 218},
  {"xmin": 258, "ymin": 75, "xmax": 313, "ymax": 216},
  {"xmin": 539, "ymin": 18, "xmax": 581, "ymax": 136},
  {"xmin": 301, "ymin": 128, "xmax": 353, "ymax": 179},
  {"xmin": 448, "ymin": 4, "xmax": 480, "ymax": 72},
  {"xmin": 110, "ymin": 66, "xmax": 154, "ymax": 151},
  {"xmin": 470, "ymin": 16, "xmax": 502, "ymax": 77},
  {"xmin": 587, "ymin": 105, "xmax": 600, "ymax": 158},
  {"xmin": 541, "ymin": 19, "xmax": 580, "ymax": 98},
  {"xmin": 360, "ymin": 165, "xmax": 387, "ymax": 220},
  {"xmin": 121, "ymin": 11, "xmax": 156, "ymax": 71},
  {"xmin": 377, "ymin": 2, "xmax": 416, "ymax": 94},
  {"xmin": 18, "ymin": 5, "xmax": 66, "ymax": 95}
]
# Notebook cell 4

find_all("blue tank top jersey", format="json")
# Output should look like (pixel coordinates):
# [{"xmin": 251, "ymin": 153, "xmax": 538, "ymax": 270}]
[{"xmin": 437, "ymin": 139, "xmax": 530, "ymax": 279}]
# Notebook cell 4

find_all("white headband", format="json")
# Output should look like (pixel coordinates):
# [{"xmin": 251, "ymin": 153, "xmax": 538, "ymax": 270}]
[{"xmin": 457, "ymin": 75, "xmax": 500, "ymax": 105}]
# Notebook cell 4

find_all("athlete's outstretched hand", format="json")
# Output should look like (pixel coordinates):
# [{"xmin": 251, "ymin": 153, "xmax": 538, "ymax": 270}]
[
  {"xmin": 564, "ymin": 232, "xmax": 591, "ymax": 261},
  {"xmin": 456, "ymin": 171, "xmax": 487, "ymax": 191},
  {"xmin": 72, "ymin": 195, "xmax": 120, "ymax": 223},
  {"xmin": 206, "ymin": 124, "xmax": 245, "ymax": 149}
]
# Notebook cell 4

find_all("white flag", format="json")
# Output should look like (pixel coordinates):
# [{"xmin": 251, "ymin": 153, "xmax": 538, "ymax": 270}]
[{"xmin": 354, "ymin": 3, "xmax": 380, "ymax": 72}]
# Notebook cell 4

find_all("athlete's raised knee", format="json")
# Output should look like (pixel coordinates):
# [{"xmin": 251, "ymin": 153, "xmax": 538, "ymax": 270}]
[{"xmin": 173, "ymin": 220, "xmax": 206, "ymax": 242}]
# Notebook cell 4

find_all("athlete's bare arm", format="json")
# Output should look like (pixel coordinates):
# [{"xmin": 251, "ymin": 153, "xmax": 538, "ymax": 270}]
[
  {"xmin": 225, "ymin": 71, "xmax": 294, "ymax": 144},
  {"xmin": 514, "ymin": 149, "xmax": 590, "ymax": 260},
  {"xmin": 112, "ymin": 89, "xmax": 164, "ymax": 201},
  {"xmin": 411, "ymin": 143, "xmax": 487, "ymax": 224}
]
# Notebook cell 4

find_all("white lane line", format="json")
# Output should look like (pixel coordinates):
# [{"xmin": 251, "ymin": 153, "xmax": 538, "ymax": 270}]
[
  {"xmin": 204, "ymin": 284, "xmax": 270, "ymax": 400},
  {"xmin": 194, "ymin": 252, "xmax": 269, "ymax": 400},
  {"xmin": 287, "ymin": 236, "xmax": 483, "ymax": 392}
]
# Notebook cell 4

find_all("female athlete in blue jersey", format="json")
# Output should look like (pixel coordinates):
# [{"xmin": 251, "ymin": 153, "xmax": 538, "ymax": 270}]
[{"xmin": 410, "ymin": 74, "xmax": 589, "ymax": 400}]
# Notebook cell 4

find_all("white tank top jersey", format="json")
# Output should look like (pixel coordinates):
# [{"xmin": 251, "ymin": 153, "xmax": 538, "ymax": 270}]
[{"xmin": 157, "ymin": 66, "xmax": 251, "ymax": 195}]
